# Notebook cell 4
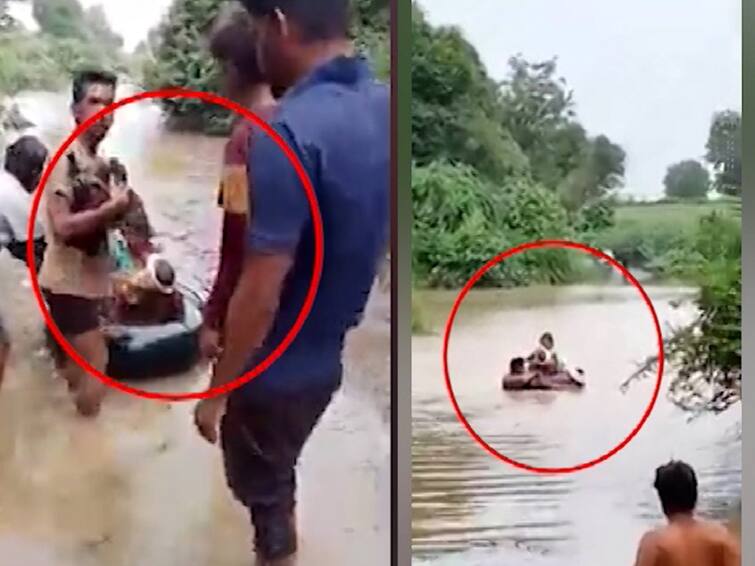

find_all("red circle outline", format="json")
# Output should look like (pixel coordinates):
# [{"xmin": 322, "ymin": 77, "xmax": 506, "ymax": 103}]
[
  {"xmin": 26, "ymin": 88, "xmax": 324, "ymax": 402},
  {"xmin": 442, "ymin": 239, "xmax": 665, "ymax": 474}
]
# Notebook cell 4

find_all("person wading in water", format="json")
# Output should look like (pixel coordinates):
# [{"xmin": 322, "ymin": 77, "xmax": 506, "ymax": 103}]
[
  {"xmin": 38, "ymin": 69, "xmax": 133, "ymax": 417},
  {"xmin": 0, "ymin": 135, "xmax": 48, "ymax": 269},
  {"xmin": 199, "ymin": 5, "xmax": 277, "ymax": 362},
  {"xmin": 193, "ymin": 0, "xmax": 389, "ymax": 561},
  {"xmin": 634, "ymin": 460, "xmax": 740, "ymax": 566}
]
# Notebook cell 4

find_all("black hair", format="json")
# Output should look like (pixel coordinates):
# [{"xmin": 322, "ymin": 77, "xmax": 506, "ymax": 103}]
[
  {"xmin": 510, "ymin": 357, "xmax": 525, "ymax": 374},
  {"xmin": 4, "ymin": 135, "xmax": 48, "ymax": 191},
  {"xmin": 239, "ymin": 0, "xmax": 351, "ymax": 41},
  {"xmin": 540, "ymin": 332, "xmax": 554, "ymax": 343},
  {"xmin": 209, "ymin": 6, "xmax": 264, "ymax": 83},
  {"xmin": 72, "ymin": 69, "xmax": 117, "ymax": 105},
  {"xmin": 653, "ymin": 460, "xmax": 698, "ymax": 516}
]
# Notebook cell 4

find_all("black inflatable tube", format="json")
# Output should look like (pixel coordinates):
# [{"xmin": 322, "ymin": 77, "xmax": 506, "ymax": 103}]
[
  {"xmin": 44, "ymin": 287, "xmax": 203, "ymax": 382},
  {"xmin": 106, "ymin": 291, "xmax": 203, "ymax": 381}
]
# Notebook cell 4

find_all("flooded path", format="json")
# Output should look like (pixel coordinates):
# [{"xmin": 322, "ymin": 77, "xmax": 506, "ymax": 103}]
[
  {"xmin": 412, "ymin": 286, "xmax": 740, "ymax": 565},
  {"xmin": 0, "ymin": 90, "xmax": 390, "ymax": 565}
]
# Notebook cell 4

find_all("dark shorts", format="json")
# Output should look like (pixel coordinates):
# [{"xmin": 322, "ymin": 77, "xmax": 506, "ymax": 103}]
[
  {"xmin": 42, "ymin": 290, "xmax": 102, "ymax": 337},
  {"xmin": 220, "ymin": 385, "xmax": 337, "ymax": 513}
]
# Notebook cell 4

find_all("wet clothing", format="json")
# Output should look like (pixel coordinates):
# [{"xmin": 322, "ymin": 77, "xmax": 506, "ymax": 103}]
[
  {"xmin": 218, "ymin": 56, "xmax": 388, "ymax": 558},
  {"xmin": 203, "ymin": 103, "xmax": 277, "ymax": 331},
  {"xmin": 220, "ymin": 384, "xmax": 335, "ymax": 559},
  {"xmin": 0, "ymin": 169, "xmax": 46, "ymax": 268},
  {"xmin": 42, "ymin": 290, "xmax": 101, "ymax": 337},
  {"xmin": 0, "ymin": 169, "xmax": 45, "ymax": 241},
  {"xmin": 39, "ymin": 140, "xmax": 112, "ymax": 299},
  {"xmin": 237, "ymin": 55, "xmax": 390, "ymax": 399},
  {"xmin": 220, "ymin": 384, "xmax": 336, "ymax": 511}
]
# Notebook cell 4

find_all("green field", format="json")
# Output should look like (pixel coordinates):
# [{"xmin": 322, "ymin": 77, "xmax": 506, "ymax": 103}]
[
  {"xmin": 595, "ymin": 199, "xmax": 740, "ymax": 269},
  {"xmin": 614, "ymin": 199, "xmax": 739, "ymax": 233}
]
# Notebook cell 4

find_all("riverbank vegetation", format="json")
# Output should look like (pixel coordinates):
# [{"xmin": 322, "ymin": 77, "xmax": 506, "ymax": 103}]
[
  {"xmin": 141, "ymin": 0, "xmax": 390, "ymax": 135},
  {"xmin": 411, "ymin": 4, "xmax": 741, "ymax": 412},
  {"xmin": 0, "ymin": 0, "xmax": 126, "ymax": 96},
  {"xmin": 413, "ymin": 6, "xmax": 626, "ymax": 289}
]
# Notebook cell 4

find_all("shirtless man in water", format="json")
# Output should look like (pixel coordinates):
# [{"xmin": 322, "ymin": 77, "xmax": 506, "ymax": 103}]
[
  {"xmin": 39, "ymin": 69, "xmax": 133, "ymax": 417},
  {"xmin": 634, "ymin": 460, "xmax": 740, "ymax": 566}
]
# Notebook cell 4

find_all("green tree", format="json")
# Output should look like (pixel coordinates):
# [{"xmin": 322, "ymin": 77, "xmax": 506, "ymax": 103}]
[
  {"xmin": 412, "ymin": 7, "xmax": 528, "ymax": 181},
  {"xmin": 500, "ymin": 56, "xmax": 575, "ymax": 155},
  {"xmin": 85, "ymin": 5, "xmax": 123, "ymax": 51},
  {"xmin": 142, "ymin": 0, "xmax": 227, "ymax": 133},
  {"xmin": 351, "ymin": 0, "xmax": 389, "ymax": 80},
  {"xmin": 145, "ymin": 0, "xmax": 388, "ymax": 134},
  {"xmin": 558, "ymin": 135, "xmax": 625, "ymax": 212},
  {"xmin": 705, "ymin": 110, "xmax": 741, "ymax": 196},
  {"xmin": 663, "ymin": 160, "xmax": 710, "ymax": 199},
  {"xmin": 32, "ymin": 0, "xmax": 87, "ymax": 40},
  {"xmin": 500, "ymin": 57, "xmax": 625, "ymax": 200}
]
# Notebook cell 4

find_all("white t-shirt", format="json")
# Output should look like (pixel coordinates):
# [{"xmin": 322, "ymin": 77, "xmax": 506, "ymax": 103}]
[{"xmin": 0, "ymin": 169, "xmax": 45, "ymax": 243}]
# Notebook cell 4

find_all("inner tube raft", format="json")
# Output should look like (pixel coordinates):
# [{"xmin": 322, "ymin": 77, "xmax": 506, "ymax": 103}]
[
  {"xmin": 106, "ymin": 288, "xmax": 203, "ymax": 381},
  {"xmin": 502, "ymin": 370, "xmax": 585, "ymax": 391}
]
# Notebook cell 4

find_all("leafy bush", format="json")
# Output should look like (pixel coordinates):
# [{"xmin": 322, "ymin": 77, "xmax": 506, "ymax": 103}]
[
  {"xmin": 575, "ymin": 199, "xmax": 616, "ymax": 235},
  {"xmin": 144, "ymin": 0, "xmax": 390, "ymax": 134},
  {"xmin": 0, "ymin": 0, "xmax": 126, "ymax": 96},
  {"xmin": 413, "ymin": 161, "xmax": 575, "ymax": 288},
  {"xmin": 352, "ymin": 0, "xmax": 390, "ymax": 81}
]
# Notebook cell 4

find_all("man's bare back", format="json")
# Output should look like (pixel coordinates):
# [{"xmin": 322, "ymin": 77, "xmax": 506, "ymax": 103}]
[{"xmin": 635, "ymin": 517, "xmax": 740, "ymax": 566}]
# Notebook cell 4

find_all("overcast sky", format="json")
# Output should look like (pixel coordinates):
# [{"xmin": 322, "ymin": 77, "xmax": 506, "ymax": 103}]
[
  {"xmin": 418, "ymin": 0, "xmax": 741, "ymax": 198},
  {"xmin": 78, "ymin": 0, "xmax": 173, "ymax": 50},
  {"xmin": 10, "ymin": 0, "xmax": 174, "ymax": 51}
]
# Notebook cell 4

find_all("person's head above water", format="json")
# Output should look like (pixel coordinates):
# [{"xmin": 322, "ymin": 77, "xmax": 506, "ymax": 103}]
[
  {"xmin": 209, "ymin": 5, "xmax": 268, "ymax": 101},
  {"xmin": 653, "ymin": 460, "xmax": 697, "ymax": 518},
  {"xmin": 71, "ymin": 69, "xmax": 117, "ymax": 149},
  {"xmin": 4, "ymin": 135, "xmax": 48, "ymax": 192},
  {"xmin": 239, "ymin": 0, "xmax": 353, "ymax": 94},
  {"xmin": 540, "ymin": 332, "xmax": 554, "ymax": 350},
  {"xmin": 153, "ymin": 258, "xmax": 176, "ymax": 290},
  {"xmin": 510, "ymin": 357, "xmax": 525, "ymax": 375}
]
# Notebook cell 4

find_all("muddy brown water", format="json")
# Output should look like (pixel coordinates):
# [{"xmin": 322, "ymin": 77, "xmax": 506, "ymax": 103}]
[
  {"xmin": 0, "ymin": 90, "xmax": 390, "ymax": 565},
  {"xmin": 412, "ymin": 286, "xmax": 740, "ymax": 565}
]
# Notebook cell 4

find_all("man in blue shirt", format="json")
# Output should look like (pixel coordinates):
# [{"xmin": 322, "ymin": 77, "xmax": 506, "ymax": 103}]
[{"xmin": 194, "ymin": 0, "xmax": 389, "ymax": 561}]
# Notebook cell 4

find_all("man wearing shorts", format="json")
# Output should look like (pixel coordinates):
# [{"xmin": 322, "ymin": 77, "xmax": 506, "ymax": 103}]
[
  {"xmin": 193, "ymin": 0, "xmax": 389, "ymax": 560},
  {"xmin": 38, "ymin": 69, "xmax": 132, "ymax": 417}
]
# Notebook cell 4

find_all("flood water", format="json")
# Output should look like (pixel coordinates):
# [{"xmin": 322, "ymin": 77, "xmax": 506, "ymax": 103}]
[
  {"xmin": 0, "ymin": 90, "xmax": 390, "ymax": 565},
  {"xmin": 412, "ymin": 285, "xmax": 741, "ymax": 565}
]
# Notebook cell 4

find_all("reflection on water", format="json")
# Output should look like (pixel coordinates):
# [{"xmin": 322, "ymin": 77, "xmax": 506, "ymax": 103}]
[
  {"xmin": 412, "ymin": 286, "xmax": 740, "ymax": 565},
  {"xmin": 0, "ymin": 90, "xmax": 390, "ymax": 565}
]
